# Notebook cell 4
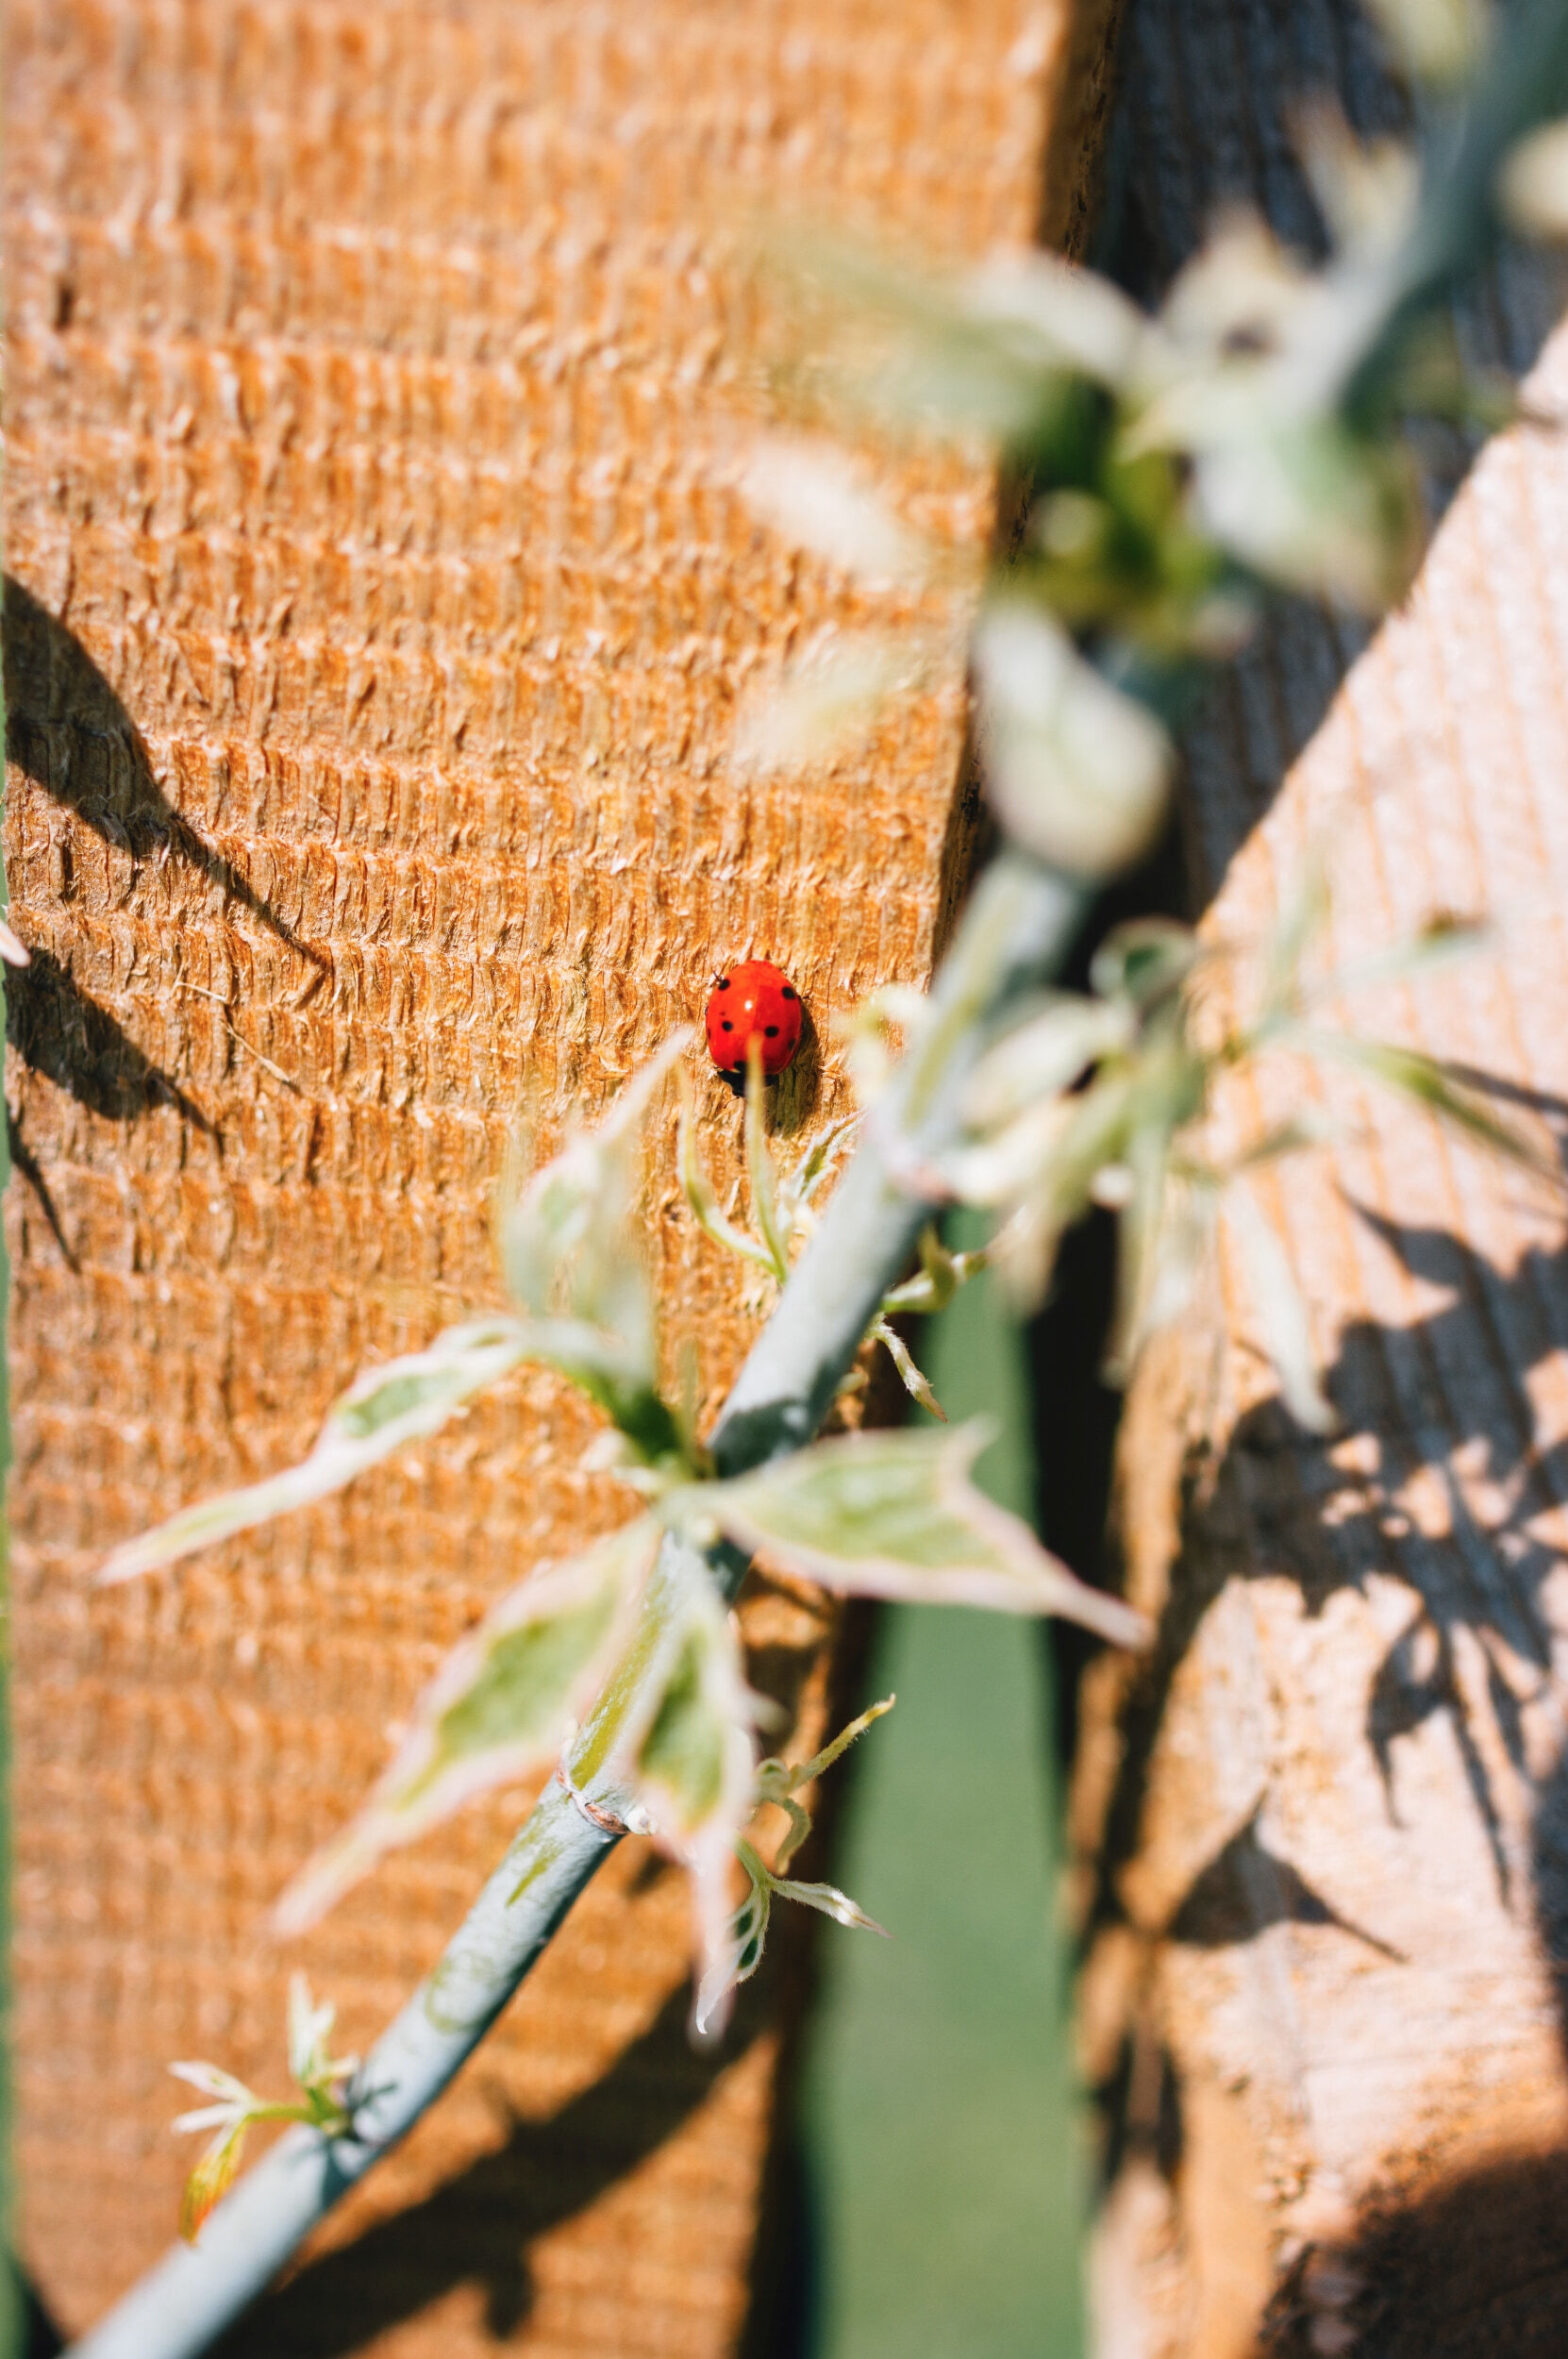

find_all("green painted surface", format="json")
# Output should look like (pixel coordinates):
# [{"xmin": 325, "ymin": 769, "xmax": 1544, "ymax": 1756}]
[{"xmin": 801, "ymin": 1222, "xmax": 1086, "ymax": 2359}]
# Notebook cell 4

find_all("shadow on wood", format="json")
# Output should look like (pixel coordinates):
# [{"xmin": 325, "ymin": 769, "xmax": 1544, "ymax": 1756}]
[
  {"xmin": 211, "ymin": 1986, "xmax": 767, "ymax": 2359},
  {"xmin": 3, "ymin": 577, "xmax": 317, "ymax": 963}
]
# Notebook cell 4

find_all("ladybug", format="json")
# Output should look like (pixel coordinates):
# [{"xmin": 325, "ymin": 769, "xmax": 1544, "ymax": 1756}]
[{"xmin": 704, "ymin": 959, "xmax": 803, "ymax": 1096}]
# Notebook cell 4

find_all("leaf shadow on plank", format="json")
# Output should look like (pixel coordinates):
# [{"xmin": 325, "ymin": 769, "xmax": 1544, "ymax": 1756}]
[
  {"xmin": 6, "ymin": 945, "xmax": 214, "ymax": 1134},
  {"xmin": 208, "ymin": 1973, "xmax": 770, "ymax": 2359},
  {"xmin": 2, "ymin": 575, "xmax": 318, "ymax": 966}
]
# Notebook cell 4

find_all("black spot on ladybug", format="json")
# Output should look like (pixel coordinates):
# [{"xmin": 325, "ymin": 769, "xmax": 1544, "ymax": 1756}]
[
  {"xmin": 764, "ymin": 1024, "xmax": 779, "ymax": 1037},
  {"xmin": 721, "ymin": 1019, "xmax": 733, "ymax": 1032},
  {"xmin": 782, "ymin": 985, "xmax": 797, "ymax": 1000},
  {"xmin": 716, "ymin": 976, "xmax": 731, "ymax": 990}
]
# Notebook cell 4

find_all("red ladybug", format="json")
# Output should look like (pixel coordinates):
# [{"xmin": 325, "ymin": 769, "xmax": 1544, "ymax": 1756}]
[{"xmin": 704, "ymin": 959, "xmax": 803, "ymax": 1096}]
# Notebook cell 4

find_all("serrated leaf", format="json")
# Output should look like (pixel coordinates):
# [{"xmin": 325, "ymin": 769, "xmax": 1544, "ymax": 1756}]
[
  {"xmin": 272, "ymin": 1520, "xmax": 658, "ymax": 1935},
  {"xmin": 616, "ymin": 1550, "xmax": 761, "ymax": 2036},
  {"xmin": 1104, "ymin": 1119, "xmax": 1173, "ymax": 1383},
  {"xmin": 730, "ymin": 632, "xmax": 925, "ymax": 776},
  {"xmin": 99, "ymin": 1317, "xmax": 537, "ymax": 1585},
  {"xmin": 737, "ymin": 436, "xmax": 931, "ymax": 587},
  {"xmin": 778, "ymin": 233, "xmax": 1144, "ymax": 439},
  {"xmin": 1257, "ymin": 848, "xmax": 1332, "ymax": 1023},
  {"xmin": 871, "ymin": 1316, "xmax": 947, "ymax": 1420},
  {"xmin": 677, "ymin": 1070, "xmax": 774, "ymax": 1271},
  {"xmin": 1503, "ymin": 118, "xmax": 1568, "ymax": 240},
  {"xmin": 695, "ymin": 1425, "xmax": 1148, "ymax": 1646},
  {"xmin": 1362, "ymin": 0, "xmax": 1488, "ymax": 86},
  {"xmin": 973, "ymin": 602, "xmax": 1173, "ymax": 878},
  {"xmin": 169, "ymin": 2061, "xmax": 254, "ymax": 2110},
  {"xmin": 744, "ymin": 1037, "xmax": 790, "ymax": 1280},
  {"xmin": 961, "ymin": 994, "xmax": 1133, "ymax": 1131},
  {"xmin": 500, "ymin": 1031, "xmax": 690, "ymax": 1366},
  {"xmin": 1088, "ymin": 920, "xmax": 1201, "ymax": 1012},
  {"xmin": 1286, "ymin": 1026, "xmax": 1559, "ymax": 1179},
  {"xmin": 1307, "ymin": 913, "xmax": 1493, "ymax": 1007},
  {"xmin": 180, "ymin": 2121, "xmax": 249, "ymax": 2244},
  {"xmin": 768, "ymin": 1875, "xmax": 889, "ymax": 1937}
]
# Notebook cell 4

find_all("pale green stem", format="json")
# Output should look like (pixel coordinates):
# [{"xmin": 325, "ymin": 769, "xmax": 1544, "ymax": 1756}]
[{"xmin": 68, "ymin": 1779, "xmax": 617, "ymax": 2359}]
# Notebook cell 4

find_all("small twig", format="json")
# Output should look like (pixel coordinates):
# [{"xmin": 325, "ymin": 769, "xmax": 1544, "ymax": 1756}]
[{"xmin": 175, "ymin": 982, "xmax": 303, "ymax": 1091}]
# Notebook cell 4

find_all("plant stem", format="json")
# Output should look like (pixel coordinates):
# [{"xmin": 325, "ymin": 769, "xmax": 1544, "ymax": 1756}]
[
  {"xmin": 65, "ymin": 857, "xmax": 1087, "ymax": 2359},
  {"xmin": 69, "ymin": 1781, "xmax": 617, "ymax": 2359}
]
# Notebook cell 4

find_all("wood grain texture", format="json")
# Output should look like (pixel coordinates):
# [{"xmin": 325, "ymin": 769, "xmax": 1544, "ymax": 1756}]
[
  {"xmin": 1077, "ymin": 5, "xmax": 1568, "ymax": 2354},
  {"xmin": 1, "ymin": 0, "xmax": 1114, "ymax": 2344}
]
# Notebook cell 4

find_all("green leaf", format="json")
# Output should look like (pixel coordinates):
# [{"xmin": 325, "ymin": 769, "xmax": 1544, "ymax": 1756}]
[
  {"xmin": 614, "ymin": 1546, "xmax": 761, "ymax": 2034},
  {"xmin": 759, "ymin": 1694, "xmax": 896, "ymax": 1807},
  {"xmin": 272, "ymin": 1519, "xmax": 658, "ymax": 1934},
  {"xmin": 1306, "ymin": 913, "xmax": 1493, "ymax": 1008},
  {"xmin": 99, "ymin": 1317, "xmax": 537, "ymax": 1585},
  {"xmin": 737, "ymin": 435, "xmax": 932, "ymax": 588},
  {"xmin": 870, "ymin": 1316, "xmax": 947, "ymax": 1420},
  {"xmin": 693, "ymin": 1703, "xmax": 895, "ymax": 2033},
  {"xmin": 694, "ymin": 1854, "xmax": 773, "ymax": 2037},
  {"xmin": 102, "ymin": 1041, "xmax": 696, "ymax": 1587},
  {"xmin": 180, "ymin": 2121, "xmax": 249, "ymax": 2245},
  {"xmin": 768, "ymin": 1874, "xmax": 889, "ymax": 1936},
  {"xmin": 1285, "ymin": 1027, "xmax": 1559, "ymax": 1179},
  {"xmin": 1225, "ymin": 1183, "xmax": 1336, "ymax": 1434},
  {"xmin": 1257, "ymin": 848, "xmax": 1332, "ymax": 1023},
  {"xmin": 960, "ymin": 994, "xmax": 1133, "ymax": 1131},
  {"xmin": 744, "ymin": 1037, "xmax": 791, "ymax": 1281},
  {"xmin": 880, "ymin": 1225, "xmax": 983, "ymax": 1317},
  {"xmin": 972, "ymin": 601, "xmax": 1173, "ymax": 878},
  {"xmin": 772, "ymin": 231, "xmax": 1143, "ymax": 441},
  {"xmin": 693, "ymin": 1425, "xmax": 1148, "ymax": 1647},
  {"xmin": 730, "ymin": 631, "xmax": 925, "ymax": 776},
  {"xmin": 500, "ymin": 1030, "xmax": 690, "ymax": 1366},
  {"xmin": 1362, "ymin": 0, "xmax": 1488, "ymax": 86},
  {"xmin": 677, "ymin": 1070, "xmax": 775, "ymax": 1271},
  {"xmin": 1088, "ymin": 920, "xmax": 1201, "ymax": 1011}
]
